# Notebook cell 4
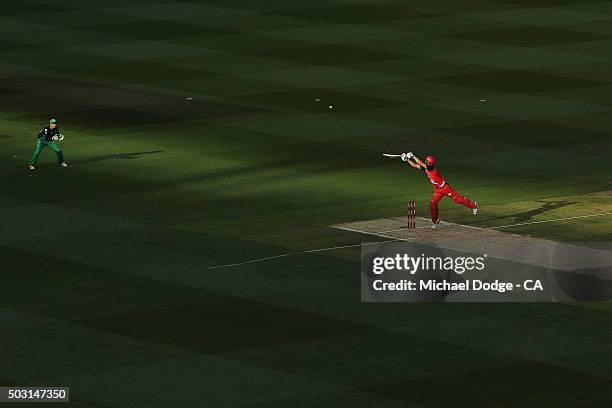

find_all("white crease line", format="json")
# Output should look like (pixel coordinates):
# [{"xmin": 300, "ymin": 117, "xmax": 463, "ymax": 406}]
[
  {"xmin": 443, "ymin": 220, "xmax": 487, "ymax": 231},
  {"xmin": 374, "ymin": 225, "xmax": 434, "ymax": 234},
  {"xmin": 334, "ymin": 225, "xmax": 417, "ymax": 241},
  {"xmin": 490, "ymin": 212, "xmax": 612, "ymax": 229},
  {"xmin": 377, "ymin": 221, "xmax": 483, "ymax": 234},
  {"xmin": 208, "ymin": 239, "xmax": 403, "ymax": 270},
  {"xmin": 361, "ymin": 217, "xmax": 485, "ymax": 235}
]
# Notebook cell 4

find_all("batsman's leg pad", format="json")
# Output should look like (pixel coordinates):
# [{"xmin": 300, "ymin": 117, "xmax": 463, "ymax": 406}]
[
  {"xmin": 448, "ymin": 188, "xmax": 477, "ymax": 209},
  {"xmin": 430, "ymin": 195, "xmax": 442, "ymax": 223},
  {"xmin": 452, "ymin": 193, "xmax": 476, "ymax": 209},
  {"xmin": 462, "ymin": 197, "xmax": 477, "ymax": 209}
]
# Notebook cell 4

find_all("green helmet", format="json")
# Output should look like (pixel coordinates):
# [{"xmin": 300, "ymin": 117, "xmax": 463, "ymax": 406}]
[{"xmin": 49, "ymin": 118, "xmax": 57, "ymax": 125}]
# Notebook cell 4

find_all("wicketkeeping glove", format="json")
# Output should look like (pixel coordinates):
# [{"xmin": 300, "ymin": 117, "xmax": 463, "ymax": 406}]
[{"xmin": 58, "ymin": 134, "xmax": 64, "ymax": 141}]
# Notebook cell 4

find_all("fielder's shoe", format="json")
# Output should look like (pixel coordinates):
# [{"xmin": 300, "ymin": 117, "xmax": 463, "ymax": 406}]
[
  {"xmin": 60, "ymin": 162, "xmax": 68, "ymax": 167},
  {"xmin": 28, "ymin": 165, "xmax": 36, "ymax": 170},
  {"xmin": 432, "ymin": 219, "xmax": 441, "ymax": 229},
  {"xmin": 473, "ymin": 202, "xmax": 478, "ymax": 215}
]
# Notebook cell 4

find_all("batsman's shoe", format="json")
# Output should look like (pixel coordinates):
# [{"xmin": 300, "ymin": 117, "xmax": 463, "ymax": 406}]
[
  {"xmin": 473, "ymin": 203, "xmax": 478, "ymax": 215},
  {"xmin": 28, "ymin": 165, "xmax": 36, "ymax": 170},
  {"xmin": 432, "ymin": 219, "xmax": 441, "ymax": 229},
  {"xmin": 60, "ymin": 162, "xmax": 68, "ymax": 167}
]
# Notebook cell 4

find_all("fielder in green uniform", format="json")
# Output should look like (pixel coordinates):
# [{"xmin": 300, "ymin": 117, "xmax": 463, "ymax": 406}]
[{"xmin": 28, "ymin": 119, "xmax": 68, "ymax": 170}]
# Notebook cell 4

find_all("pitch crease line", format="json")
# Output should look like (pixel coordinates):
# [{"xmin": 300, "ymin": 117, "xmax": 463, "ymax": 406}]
[
  {"xmin": 208, "ymin": 238, "xmax": 406, "ymax": 270},
  {"xmin": 489, "ymin": 212, "xmax": 612, "ymax": 229}
]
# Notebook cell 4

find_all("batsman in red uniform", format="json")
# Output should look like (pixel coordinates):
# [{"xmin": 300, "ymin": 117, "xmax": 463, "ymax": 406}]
[{"xmin": 401, "ymin": 152, "xmax": 478, "ymax": 228}]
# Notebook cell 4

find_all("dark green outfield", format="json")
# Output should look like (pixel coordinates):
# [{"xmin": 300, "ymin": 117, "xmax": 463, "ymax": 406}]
[{"xmin": 1, "ymin": 0, "xmax": 611, "ymax": 406}]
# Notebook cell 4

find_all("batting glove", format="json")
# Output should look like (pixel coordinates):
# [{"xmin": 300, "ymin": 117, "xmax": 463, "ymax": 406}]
[
  {"xmin": 401, "ymin": 153, "xmax": 408, "ymax": 162},
  {"xmin": 407, "ymin": 152, "xmax": 414, "ymax": 159}
]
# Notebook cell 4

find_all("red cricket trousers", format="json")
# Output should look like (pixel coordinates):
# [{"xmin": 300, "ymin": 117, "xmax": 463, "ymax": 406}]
[{"xmin": 430, "ymin": 184, "xmax": 476, "ymax": 223}]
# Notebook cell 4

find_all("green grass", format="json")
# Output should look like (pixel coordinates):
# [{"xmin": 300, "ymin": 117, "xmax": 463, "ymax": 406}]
[{"xmin": 1, "ymin": 0, "xmax": 611, "ymax": 406}]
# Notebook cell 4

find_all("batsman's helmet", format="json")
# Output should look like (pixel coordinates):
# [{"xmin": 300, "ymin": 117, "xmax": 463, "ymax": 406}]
[{"xmin": 425, "ymin": 155, "xmax": 435, "ymax": 165}]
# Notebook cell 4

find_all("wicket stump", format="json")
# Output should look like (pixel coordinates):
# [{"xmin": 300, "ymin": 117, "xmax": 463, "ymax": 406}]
[{"xmin": 407, "ymin": 200, "xmax": 416, "ymax": 229}]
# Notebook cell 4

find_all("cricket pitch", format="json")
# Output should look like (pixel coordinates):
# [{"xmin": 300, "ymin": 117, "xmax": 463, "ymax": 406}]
[{"xmin": 334, "ymin": 216, "xmax": 612, "ymax": 274}]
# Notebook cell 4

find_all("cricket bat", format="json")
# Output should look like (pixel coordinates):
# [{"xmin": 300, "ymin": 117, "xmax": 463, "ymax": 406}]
[{"xmin": 382, "ymin": 153, "xmax": 402, "ymax": 158}]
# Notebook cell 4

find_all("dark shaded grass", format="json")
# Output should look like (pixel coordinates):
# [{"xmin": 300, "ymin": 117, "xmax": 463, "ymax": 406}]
[
  {"xmin": 429, "ymin": 70, "xmax": 603, "ymax": 93},
  {"xmin": 365, "ymin": 361, "xmax": 612, "ymax": 407},
  {"xmin": 446, "ymin": 26, "xmax": 610, "ymax": 46}
]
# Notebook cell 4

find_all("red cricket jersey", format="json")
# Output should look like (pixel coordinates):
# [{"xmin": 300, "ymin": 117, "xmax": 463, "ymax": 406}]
[{"xmin": 424, "ymin": 165, "xmax": 446, "ymax": 189}]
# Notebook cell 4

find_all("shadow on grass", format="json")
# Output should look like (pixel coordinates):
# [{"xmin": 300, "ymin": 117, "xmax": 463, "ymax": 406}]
[
  {"xmin": 512, "ymin": 200, "xmax": 579, "ymax": 223},
  {"xmin": 467, "ymin": 200, "xmax": 578, "ymax": 226},
  {"xmin": 74, "ymin": 150, "xmax": 164, "ymax": 165}
]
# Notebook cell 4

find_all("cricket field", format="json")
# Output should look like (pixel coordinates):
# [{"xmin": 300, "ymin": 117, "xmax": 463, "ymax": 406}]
[{"xmin": 1, "ymin": 0, "xmax": 611, "ymax": 406}]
